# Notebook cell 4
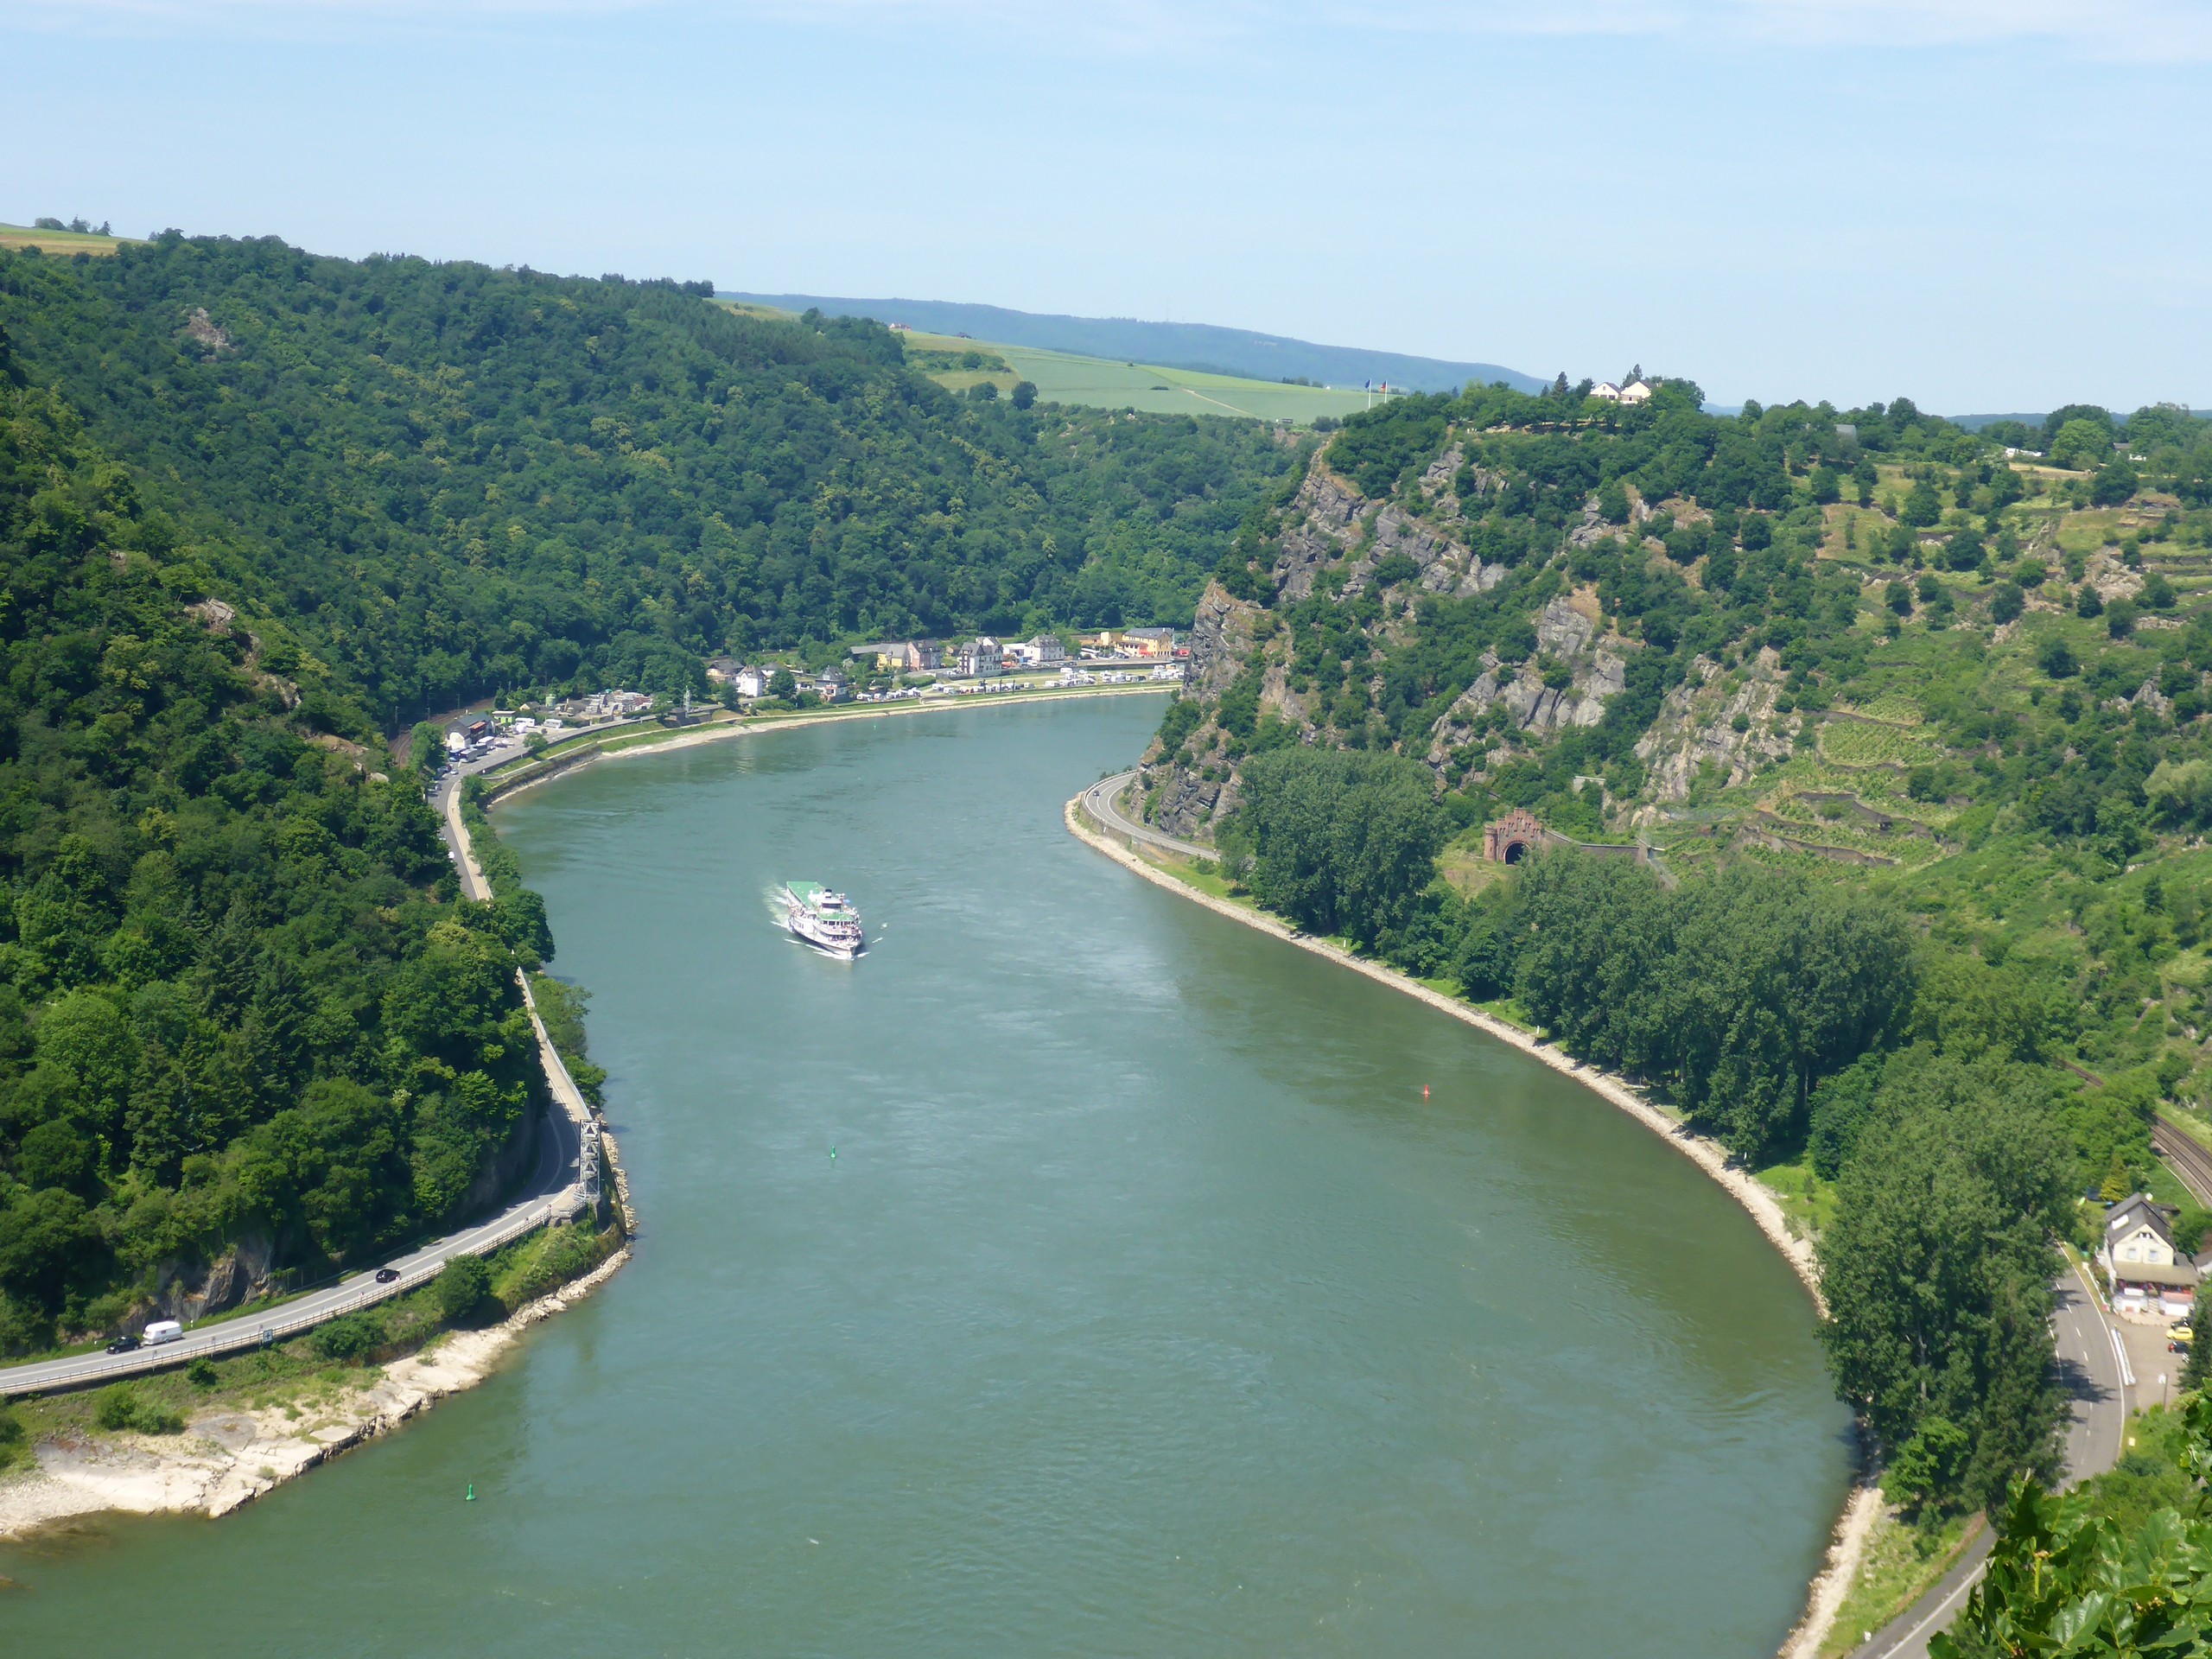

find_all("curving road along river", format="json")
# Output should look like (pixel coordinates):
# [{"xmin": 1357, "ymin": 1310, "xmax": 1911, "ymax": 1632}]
[{"xmin": 0, "ymin": 697, "xmax": 1853, "ymax": 1657}]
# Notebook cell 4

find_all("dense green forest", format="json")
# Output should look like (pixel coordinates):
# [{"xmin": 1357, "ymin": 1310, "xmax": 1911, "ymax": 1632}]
[
  {"xmin": 0, "ymin": 378, "xmax": 546, "ymax": 1351},
  {"xmin": 0, "ymin": 236, "xmax": 1298, "ymax": 730},
  {"xmin": 1159, "ymin": 375, "xmax": 2212, "ymax": 1521}
]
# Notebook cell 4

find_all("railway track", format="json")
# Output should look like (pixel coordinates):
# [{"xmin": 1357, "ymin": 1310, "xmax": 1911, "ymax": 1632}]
[{"xmin": 2152, "ymin": 1115, "xmax": 2212, "ymax": 1207}]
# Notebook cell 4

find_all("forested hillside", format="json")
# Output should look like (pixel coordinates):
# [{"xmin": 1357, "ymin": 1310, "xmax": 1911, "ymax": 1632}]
[
  {"xmin": 0, "ymin": 377, "xmax": 547, "ymax": 1352},
  {"xmin": 0, "ymin": 236, "xmax": 1298, "ymax": 731},
  {"xmin": 1146, "ymin": 377, "xmax": 2212, "ymax": 1518}
]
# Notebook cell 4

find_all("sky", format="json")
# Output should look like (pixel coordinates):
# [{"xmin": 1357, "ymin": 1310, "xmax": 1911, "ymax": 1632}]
[{"xmin": 7, "ymin": 0, "xmax": 2209, "ymax": 413}]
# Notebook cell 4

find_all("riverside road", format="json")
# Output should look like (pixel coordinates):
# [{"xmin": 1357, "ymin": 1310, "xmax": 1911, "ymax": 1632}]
[
  {"xmin": 1852, "ymin": 1263, "xmax": 2126, "ymax": 1658},
  {"xmin": 1073, "ymin": 767, "xmax": 2138, "ymax": 1659},
  {"xmin": 1078, "ymin": 769, "xmax": 1212, "ymax": 860}
]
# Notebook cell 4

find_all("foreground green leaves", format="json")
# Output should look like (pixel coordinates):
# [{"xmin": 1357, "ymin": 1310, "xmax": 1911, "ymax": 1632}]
[{"xmin": 1935, "ymin": 1395, "xmax": 2212, "ymax": 1656}]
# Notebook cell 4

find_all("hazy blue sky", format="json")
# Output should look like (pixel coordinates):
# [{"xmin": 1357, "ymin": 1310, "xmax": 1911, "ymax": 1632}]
[{"xmin": 9, "ymin": 1, "xmax": 2208, "ymax": 412}]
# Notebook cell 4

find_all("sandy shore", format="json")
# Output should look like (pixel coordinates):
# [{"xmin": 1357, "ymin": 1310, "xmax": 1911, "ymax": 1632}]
[
  {"xmin": 0, "ymin": 1248, "xmax": 628, "ymax": 1543},
  {"xmin": 1064, "ymin": 795, "xmax": 1875, "ymax": 1659}
]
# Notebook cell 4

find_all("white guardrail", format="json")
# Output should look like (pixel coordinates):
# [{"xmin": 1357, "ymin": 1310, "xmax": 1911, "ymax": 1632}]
[{"xmin": 2, "ymin": 1196, "xmax": 566, "ymax": 1398}]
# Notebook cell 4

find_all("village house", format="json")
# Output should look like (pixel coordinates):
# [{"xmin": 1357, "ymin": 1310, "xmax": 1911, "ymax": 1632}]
[
  {"xmin": 2100, "ymin": 1192, "xmax": 2198, "ymax": 1323},
  {"xmin": 849, "ymin": 640, "xmax": 946, "ymax": 672},
  {"xmin": 732, "ymin": 665, "xmax": 772, "ymax": 698},
  {"xmin": 1122, "ymin": 626, "xmax": 1175, "ymax": 659},
  {"xmin": 1014, "ymin": 634, "xmax": 1066, "ymax": 666},
  {"xmin": 957, "ymin": 637, "xmax": 1001, "ymax": 677},
  {"xmin": 1590, "ymin": 382, "xmax": 1622, "ymax": 403},
  {"xmin": 1618, "ymin": 379, "xmax": 1654, "ymax": 406},
  {"xmin": 705, "ymin": 655, "xmax": 742, "ymax": 684}
]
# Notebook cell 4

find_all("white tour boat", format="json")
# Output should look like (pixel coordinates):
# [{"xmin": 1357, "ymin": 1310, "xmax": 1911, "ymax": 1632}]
[{"xmin": 783, "ymin": 881, "xmax": 863, "ymax": 958}]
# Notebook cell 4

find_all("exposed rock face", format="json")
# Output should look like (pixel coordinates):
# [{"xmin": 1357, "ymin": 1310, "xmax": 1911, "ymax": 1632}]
[
  {"xmin": 1151, "ymin": 579, "xmax": 1273, "ymax": 837},
  {"xmin": 460, "ymin": 1109, "xmax": 543, "ymax": 1218},
  {"xmin": 1273, "ymin": 459, "xmax": 1502, "ymax": 605},
  {"xmin": 1151, "ymin": 764, "xmax": 1229, "ymax": 837},
  {"xmin": 1425, "ymin": 597, "xmax": 1630, "ymax": 774},
  {"xmin": 152, "ymin": 1236, "xmax": 276, "ymax": 1325},
  {"xmin": 181, "ymin": 306, "xmax": 232, "ymax": 354},
  {"xmin": 1631, "ymin": 652, "xmax": 1801, "ymax": 807},
  {"xmin": 1184, "ymin": 583, "xmax": 1250, "ymax": 702}
]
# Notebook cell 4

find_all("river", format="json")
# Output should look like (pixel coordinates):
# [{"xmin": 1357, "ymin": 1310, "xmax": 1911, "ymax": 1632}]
[{"xmin": 0, "ymin": 696, "xmax": 1853, "ymax": 1656}]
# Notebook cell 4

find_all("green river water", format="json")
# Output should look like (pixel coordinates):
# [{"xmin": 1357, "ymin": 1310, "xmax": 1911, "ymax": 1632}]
[{"xmin": 1, "ymin": 696, "xmax": 1852, "ymax": 1656}]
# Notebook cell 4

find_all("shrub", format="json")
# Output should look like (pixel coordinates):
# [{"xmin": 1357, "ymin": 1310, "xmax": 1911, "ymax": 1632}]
[
  {"xmin": 497, "ymin": 1224, "xmax": 607, "ymax": 1311},
  {"xmin": 434, "ymin": 1255, "xmax": 494, "ymax": 1325},
  {"xmin": 186, "ymin": 1357, "xmax": 219, "ymax": 1388},
  {"xmin": 94, "ymin": 1383, "xmax": 138, "ymax": 1431},
  {"xmin": 93, "ymin": 1383, "xmax": 184, "ymax": 1435},
  {"xmin": 2038, "ymin": 639, "xmax": 2080, "ymax": 679},
  {"xmin": 312, "ymin": 1309, "xmax": 389, "ymax": 1362}
]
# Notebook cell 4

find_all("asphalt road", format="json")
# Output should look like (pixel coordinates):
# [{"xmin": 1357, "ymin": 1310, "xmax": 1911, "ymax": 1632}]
[
  {"xmin": 0, "ymin": 1133, "xmax": 582, "ymax": 1396},
  {"xmin": 1078, "ymin": 769, "xmax": 1215, "ymax": 861},
  {"xmin": 0, "ymin": 760, "xmax": 594, "ymax": 1400},
  {"xmin": 1851, "ymin": 1262, "xmax": 2126, "ymax": 1659}
]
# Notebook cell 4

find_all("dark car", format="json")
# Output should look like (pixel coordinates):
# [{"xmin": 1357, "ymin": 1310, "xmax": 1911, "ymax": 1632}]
[
  {"xmin": 105, "ymin": 1334, "xmax": 142, "ymax": 1354},
  {"xmin": 374, "ymin": 1267, "xmax": 401, "ymax": 1284}
]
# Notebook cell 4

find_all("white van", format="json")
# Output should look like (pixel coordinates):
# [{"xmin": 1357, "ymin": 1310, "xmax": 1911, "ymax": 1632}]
[{"xmin": 143, "ymin": 1319, "xmax": 183, "ymax": 1345}]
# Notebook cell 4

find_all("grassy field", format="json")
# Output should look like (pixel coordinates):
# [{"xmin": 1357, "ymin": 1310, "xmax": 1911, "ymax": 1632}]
[
  {"xmin": 990, "ymin": 342, "xmax": 1374, "ymax": 424},
  {"xmin": 717, "ymin": 301, "xmax": 1374, "ymax": 425},
  {"xmin": 0, "ymin": 223, "xmax": 129, "ymax": 256}
]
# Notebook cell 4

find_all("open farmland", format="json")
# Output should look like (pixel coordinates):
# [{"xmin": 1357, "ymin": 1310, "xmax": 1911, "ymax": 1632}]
[{"xmin": 0, "ymin": 222, "xmax": 129, "ymax": 255}]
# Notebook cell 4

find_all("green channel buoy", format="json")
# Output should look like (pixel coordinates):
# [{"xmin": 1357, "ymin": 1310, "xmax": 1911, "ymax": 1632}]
[{"xmin": 466, "ymin": 1483, "xmax": 475, "ymax": 1502}]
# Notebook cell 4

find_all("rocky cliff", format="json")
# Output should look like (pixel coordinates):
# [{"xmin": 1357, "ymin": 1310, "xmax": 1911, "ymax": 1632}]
[{"xmin": 1141, "ymin": 448, "xmax": 1637, "ymax": 840}]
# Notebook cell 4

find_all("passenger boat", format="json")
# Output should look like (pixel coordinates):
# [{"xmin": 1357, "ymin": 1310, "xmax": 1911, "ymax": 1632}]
[{"xmin": 782, "ymin": 881, "xmax": 863, "ymax": 958}]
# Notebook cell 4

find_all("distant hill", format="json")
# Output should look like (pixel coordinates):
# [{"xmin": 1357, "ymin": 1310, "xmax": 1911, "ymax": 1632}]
[{"xmin": 726, "ymin": 293, "xmax": 1542, "ymax": 396}]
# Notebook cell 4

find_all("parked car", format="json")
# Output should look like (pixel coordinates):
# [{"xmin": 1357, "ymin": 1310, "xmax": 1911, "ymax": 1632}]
[
  {"xmin": 374, "ymin": 1267, "xmax": 401, "ymax": 1284},
  {"xmin": 143, "ymin": 1319, "xmax": 183, "ymax": 1345},
  {"xmin": 105, "ymin": 1334, "xmax": 142, "ymax": 1354}
]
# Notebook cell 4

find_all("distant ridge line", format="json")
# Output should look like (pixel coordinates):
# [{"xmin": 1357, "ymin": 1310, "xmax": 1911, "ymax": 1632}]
[{"xmin": 724, "ymin": 293, "xmax": 1543, "ymax": 397}]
